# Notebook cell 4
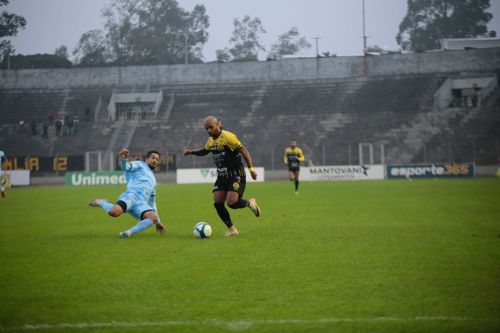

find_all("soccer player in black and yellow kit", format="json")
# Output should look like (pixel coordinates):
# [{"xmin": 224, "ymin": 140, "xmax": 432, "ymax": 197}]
[
  {"xmin": 184, "ymin": 116, "xmax": 261, "ymax": 237},
  {"xmin": 284, "ymin": 140, "xmax": 305, "ymax": 194}
]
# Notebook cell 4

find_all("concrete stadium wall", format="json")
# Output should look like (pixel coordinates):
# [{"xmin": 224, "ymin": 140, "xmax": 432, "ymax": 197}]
[{"xmin": 1, "ymin": 48, "xmax": 499, "ymax": 89}]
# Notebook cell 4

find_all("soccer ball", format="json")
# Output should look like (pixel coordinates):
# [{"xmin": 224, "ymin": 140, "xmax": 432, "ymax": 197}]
[{"xmin": 193, "ymin": 222, "xmax": 212, "ymax": 239}]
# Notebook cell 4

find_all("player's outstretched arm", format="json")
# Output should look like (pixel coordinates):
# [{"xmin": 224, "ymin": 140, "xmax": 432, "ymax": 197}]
[
  {"xmin": 119, "ymin": 148, "xmax": 129, "ymax": 159},
  {"xmin": 119, "ymin": 148, "xmax": 134, "ymax": 171},
  {"xmin": 184, "ymin": 148, "xmax": 210, "ymax": 156},
  {"xmin": 155, "ymin": 222, "xmax": 166, "ymax": 234},
  {"xmin": 240, "ymin": 146, "xmax": 257, "ymax": 180}
]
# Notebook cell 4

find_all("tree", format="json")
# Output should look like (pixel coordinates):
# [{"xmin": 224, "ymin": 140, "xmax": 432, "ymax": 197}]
[
  {"xmin": 268, "ymin": 27, "xmax": 311, "ymax": 59},
  {"xmin": 5, "ymin": 54, "xmax": 72, "ymax": 69},
  {"xmin": 0, "ymin": 0, "xmax": 26, "ymax": 63},
  {"xmin": 73, "ymin": 29, "xmax": 112, "ymax": 66},
  {"xmin": 217, "ymin": 15, "xmax": 266, "ymax": 62},
  {"xmin": 54, "ymin": 45, "xmax": 69, "ymax": 60},
  {"xmin": 397, "ymin": 0, "xmax": 493, "ymax": 51},
  {"xmin": 74, "ymin": 0, "xmax": 209, "ymax": 66},
  {"xmin": 365, "ymin": 44, "xmax": 401, "ymax": 55},
  {"xmin": 215, "ymin": 48, "xmax": 231, "ymax": 62}
]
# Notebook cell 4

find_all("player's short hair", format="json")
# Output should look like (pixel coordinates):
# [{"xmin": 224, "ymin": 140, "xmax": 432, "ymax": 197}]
[{"xmin": 144, "ymin": 150, "xmax": 160, "ymax": 160}]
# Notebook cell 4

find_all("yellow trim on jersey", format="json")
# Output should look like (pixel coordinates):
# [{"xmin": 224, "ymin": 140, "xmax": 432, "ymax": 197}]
[
  {"xmin": 204, "ymin": 130, "xmax": 243, "ymax": 152},
  {"xmin": 284, "ymin": 147, "xmax": 304, "ymax": 164}
]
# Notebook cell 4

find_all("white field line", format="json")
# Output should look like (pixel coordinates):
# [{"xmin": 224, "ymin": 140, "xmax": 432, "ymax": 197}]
[{"xmin": 0, "ymin": 317, "xmax": 498, "ymax": 331}]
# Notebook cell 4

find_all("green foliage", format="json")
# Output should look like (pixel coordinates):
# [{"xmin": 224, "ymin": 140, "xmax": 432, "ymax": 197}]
[
  {"xmin": 54, "ymin": 45, "xmax": 69, "ymax": 60},
  {"xmin": 73, "ymin": 29, "xmax": 111, "ymax": 66},
  {"xmin": 366, "ymin": 45, "xmax": 401, "ymax": 55},
  {"xmin": 2, "ymin": 53, "xmax": 72, "ymax": 69},
  {"xmin": 74, "ymin": 0, "xmax": 209, "ymax": 66},
  {"xmin": 397, "ymin": 0, "xmax": 493, "ymax": 51},
  {"xmin": 0, "ymin": 179, "xmax": 499, "ymax": 332},
  {"xmin": 268, "ymin": 27, "xmax": 311, "ymax": 59},
  {"xmin": 215, "ymin": 48, "xmax": 231, "ymax": 63},
  {"xmin": 0, "ymin": 0, "xmax": 26, "ymax": 62},
  {"xmin": 217, "ymin": 15, "xmax": 266, "ymax": 62}
]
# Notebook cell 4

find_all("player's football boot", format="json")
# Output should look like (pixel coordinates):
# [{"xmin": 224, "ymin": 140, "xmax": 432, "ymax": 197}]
[
  {"xmin": 88, "ymin": 198, "xmax": 107, "ymax": 207},
  {"xmin": 224, "ymin": 226, "xmax": 239, "ymax": 237},
  {"xmin": 248, "ymin": 198, "xmax": 261, "ymax": 217},
  {"xmin": 119, "ymin": 231, "xmax": 131, "ymax": 238}
]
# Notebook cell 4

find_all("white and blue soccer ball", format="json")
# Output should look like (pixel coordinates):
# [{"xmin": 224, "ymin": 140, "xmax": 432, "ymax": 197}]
[{"xmin": 193, "ymin": 222, "xmax": 212, "ymax": 239}]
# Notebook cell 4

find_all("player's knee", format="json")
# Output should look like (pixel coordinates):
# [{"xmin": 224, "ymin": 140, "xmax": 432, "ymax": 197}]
[
  {"xmin": 148, "ymin": 215, "xmax": 159, "ymax": 224},
  {"xmin": 142, "ymin": 211, "xmax": 158, "ymax": 223},
  {"xmin": 225, "ymin": 198, "xmax": 238, "ymax": 207},
  {"xmin": 107, "ymin": 209, "xmax": 121, "ymax": 218}
]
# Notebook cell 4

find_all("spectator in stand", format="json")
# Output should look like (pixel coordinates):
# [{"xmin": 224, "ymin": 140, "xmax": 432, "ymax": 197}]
[
  {"xmin": 68, "ymin": 117, "xmax": 75, "ymax": 136},
  {"xmin": 48, "ymin": 111, "xmax": 56, "ymax": 125},
  {"xmin": 73, "ymin": 115, "xmax": 80, "ymax": 134},
  {"xmin": 30, "ymin": 120, "xmax": 37, "ymax": 136},
  {"xmin": 55, "ymin": 119, "xmax": 62, "ymax": 137},
  {"xmin": 84, "ymin": 107, "xmax": 91, "ymax": 121},
  {"xmin": 18, "ymin": 120, "xmax": 26, "ymax": 134},
  {"xmin": 42, "ymin": 122, "xmax": 49, "ymax": 139}
]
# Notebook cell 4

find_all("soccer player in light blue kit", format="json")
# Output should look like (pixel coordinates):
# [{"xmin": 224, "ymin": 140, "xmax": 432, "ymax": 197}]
[{"xmin": 89, "ymin": 148, "xmax": 166, "ymax": 238}]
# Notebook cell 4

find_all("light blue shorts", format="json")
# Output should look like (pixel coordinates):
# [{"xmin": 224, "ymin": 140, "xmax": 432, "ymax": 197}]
[{"xmin": 117, "ymin": 191, "xmax": 154, "ymax": 220}]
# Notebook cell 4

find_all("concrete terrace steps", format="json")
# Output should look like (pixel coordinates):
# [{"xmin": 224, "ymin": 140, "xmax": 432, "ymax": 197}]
[{"xmin": 2, "ymin": 72, "xmax": 498, "ymax": 166}]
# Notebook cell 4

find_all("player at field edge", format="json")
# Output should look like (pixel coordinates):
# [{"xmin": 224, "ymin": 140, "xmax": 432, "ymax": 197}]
[
  {"xmin": 0, "ymin": 150, "xmax": 6, "ymax": 198},
  {"xmin": 284, "ymin": 139, "xmax": 305, "ymax": 194},
  {"xmin": 183, "ymin": 116, "xmax": 261, "ymax": 237},
  {"xmin": 88, "ymin": 148, "xmax": 166, "ymax": 238}
]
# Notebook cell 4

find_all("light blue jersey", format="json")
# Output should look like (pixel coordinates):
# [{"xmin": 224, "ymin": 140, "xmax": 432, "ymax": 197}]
[
  {"xmin": 122, "ymin": 159, "xmax": 156, "ymax": 199},
  {"xmin": 118, "ymin": 159, "xmax": 158, "ymax": 220}
]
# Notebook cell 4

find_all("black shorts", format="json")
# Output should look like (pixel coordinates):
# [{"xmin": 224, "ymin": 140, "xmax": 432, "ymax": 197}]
[
  {"xmin": 213, "ymin": 175, "xmax": 246, "ymax": 197},
  {"xmin": 288, "ymin": 166, "xmax": 300, "ymax": 172}
]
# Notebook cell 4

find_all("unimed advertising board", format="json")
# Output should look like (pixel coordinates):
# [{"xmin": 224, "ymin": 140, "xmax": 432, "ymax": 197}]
[
  {"xmin": 65, "ymin": 172, "xmax": 126, "ymax": 186},
  {"xmin": 177, "ymin": 168, "xmax": 265, "ymax": 184},
  {"xmin": 301, "ymin": 165, "xmax": 384, "ymax": 181}
]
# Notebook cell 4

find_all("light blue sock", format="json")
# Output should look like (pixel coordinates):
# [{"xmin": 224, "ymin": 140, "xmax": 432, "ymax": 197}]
[
  {"xmin": 128, "ymin": 218, "xmax": 154, "ymax": 235},
  {"xmin": 100, "ymin": 201, "xmax": 114, "ymax": 213}
]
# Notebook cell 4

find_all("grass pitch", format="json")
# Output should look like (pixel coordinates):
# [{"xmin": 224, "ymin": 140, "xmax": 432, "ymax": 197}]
[{"xmin": 0, "ymin": 179, "xmax": 499, "ymax": 332}]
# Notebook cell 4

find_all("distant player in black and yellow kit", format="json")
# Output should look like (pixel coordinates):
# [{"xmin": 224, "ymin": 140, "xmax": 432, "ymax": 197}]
[
  {"xmin": 184, "ymin": 116, "xmax": 261, "ymax": 237},
  {"xmin": 284, "ymin": 140, "xmax": 305, "ymax": 194}
]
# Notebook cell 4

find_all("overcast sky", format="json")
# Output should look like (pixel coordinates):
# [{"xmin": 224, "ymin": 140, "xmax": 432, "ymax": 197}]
[{"xmin": 5, "ymin": 0, "xmax": 500, "ymax": 62}]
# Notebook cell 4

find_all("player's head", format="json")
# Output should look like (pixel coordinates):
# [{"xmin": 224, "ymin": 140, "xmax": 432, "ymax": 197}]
[
  {"xmin": 144, "ymin": 150, "xmax": 161, "ymax": 170},
  {"xmin": 290, "ymin": 139, "xmax": 297, "ymax": 149},
  {"xmin": 204, "ymin": 116, "xmax": 221, "ymax": 138}
]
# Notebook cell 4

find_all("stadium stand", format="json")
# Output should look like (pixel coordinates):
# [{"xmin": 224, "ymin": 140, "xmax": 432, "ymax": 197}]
[{"xmin": 1, "ymin": 48, "xmax": 499, "ymax": 171}]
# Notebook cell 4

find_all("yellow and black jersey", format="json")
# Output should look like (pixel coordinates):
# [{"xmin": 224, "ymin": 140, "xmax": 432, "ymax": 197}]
[
  {"xmin": 284, "ymin": 147, "xmax": 304, "ymax": 169},
  {"xmin": 205, "ymin": 130, "xmax": 245, "ymax": 177}
]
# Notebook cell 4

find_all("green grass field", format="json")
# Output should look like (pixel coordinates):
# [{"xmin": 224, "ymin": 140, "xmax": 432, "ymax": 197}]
[{"xmin": 0, "ymin": 179, "xmax": 499, "ymax": 332}]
